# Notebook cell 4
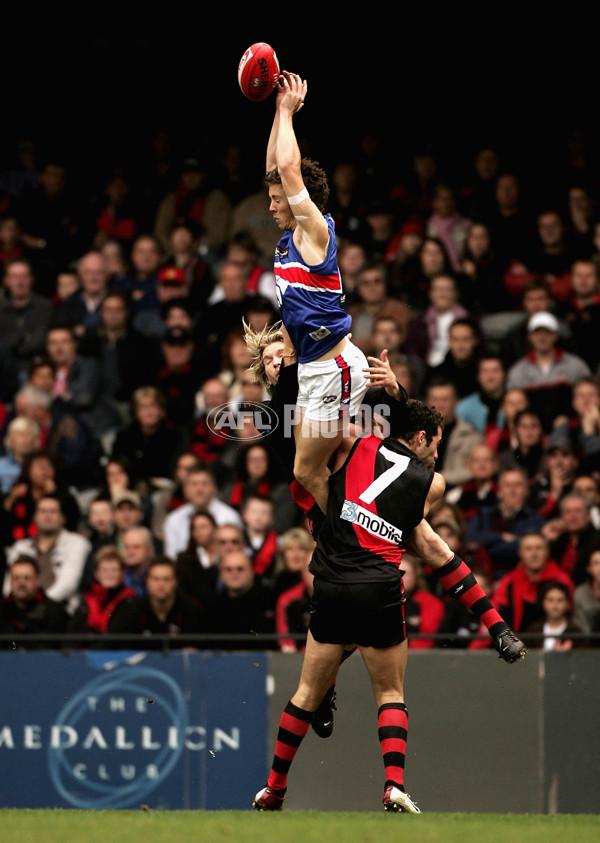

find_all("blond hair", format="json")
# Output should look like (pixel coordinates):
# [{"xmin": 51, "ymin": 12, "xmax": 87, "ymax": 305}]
[
  {"xmin": 242, "ymin": 318, "xmax": 285, "ymax": 395},
  {"xmin": 275, "ymin": 527, "xmax": 316, "ymax": 575}
]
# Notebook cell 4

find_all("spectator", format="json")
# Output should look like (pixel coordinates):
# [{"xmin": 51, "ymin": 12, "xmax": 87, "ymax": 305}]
[
  {"xmin": 497, "ymin": 408, "xmax": 546, "ymax": 479},
  {"xmin": 424, "ymin": 378, "xmax": 484, "ymax": 489},
  {"xmin": 162, "ymin": 298, "xmax": 197, "ymax": 342},
  {"xmin": 161, "ymin": 217, "xmax": 216, "ymax": 311},
  {"xmin": 548, "ymin": 490, "xmax": 600, "ymax": 586},
  {"xmin": 52, "ymin": 250, "xmax": 109, "ymax": 336},
  {"xmin": 384, "ymin": 218, "xmax": 426, "ymax": 297},
  {"xmin": 506, "ymin": 311, "xmax": 591, "ymax": 434},
  {"xmin": 229, "ymin": 178, "xmax": 280, "ymax": 265},
  {"xmin": 0, "ymin": 555, "xmax": 68, "ymax": 642},
  {"xmin": 17, "ymin": 158, "xmax": 83, "ymax": 288},
  {"xmin": 445, "ymin": 443, "xmax": 499, "ymax": 523},
  {"xmin": 0, "ymin": 257, "xmax": 54, "ymax": 384},
  {"xmin": 565, "ymin": 185, "xmax": 596, "ymax": 251},
  {"xmin": 275, "ymin": 547, "xmax": 314, "ymax": 653},
  {"xmin": 109, "ymin": 556, "xmax": 205, "ymax": 646},
  {"xmin": 1, "ymin": 450, "xmax": 80, "ymax": 546},
  {"xmin": 95, "ymin": 456, "xmax": 147, "ymax": 508},
  {"xmin": 271, "ymin": 526, "xmax": 317, "ymax": 599},
  {"xmin": 52, "ymin": 268, "xmax": 80, "ymax": 307},
  {"xmin": 100, "ymin": 239, "xmax": 129, "ymax": 285},
  {"xmin": 425, "ymin": 316, "xmax": 482, "ymax": 398},
  {"xmin": 497, "ymin": 277, "xmax": 564, "ymax": 368},
  {"xmin": 67, "ymin": 545, "xmax": 137, "ymax": 638},
  {"xmin": 345, "ymin": 262, "xmax": 414, "ymax": 354},
  {"xmin": 77, "ymin": 289, "xmax": 162, "ymax": 420},
  {"xmin": 426, "ymin": 183, "xmax": 472, "ymax": 270},
  {"xmin": 405, "ymin": 273, "xmax": 470, "ymax": 368},
  {"xmin": 222, "ymin": 230, "xmax": 277, "ymax": 308},
  {"xmin": 223, "ymin": 441, "xmax": 295, "ymax": 534},
  {"xmin": 216, "ymin": 325, "xmax": 255, "ymax": 399},
  {"xmin": 162, "ymin": 466, "xmax": 242, "ymax": 561},
  {"xmin": 530, "ymin": 433, "xmax": 580, "ymax": 520},
  {"xmin": 188, "ymin": 377, "xmax": 234, "ymax": 479},
  {"xmin": 492, "ymin": 532, "xmax": 575, "ymax": 632},
  {"xmin": 510, "ymin": 209, "xmax": 581, "ymax": 304},
  {"xmin": 560, "ymin": 258, "xmax": 600, "ymax": 370},
  {"xmin": 90, "ymin": 168, "xmax": 142, "ymax": 252},
  {"xmin": 455, "ymin": 352, "xmax": 507, "ymax": 449},
  {"xmin": 496, "ymin": 387, "xmax": 531, "ymax": 455},
  {"xmin": 150, "ymin": 451, "xmax": 201, "ymax": 543},
  {"xmin": 111, "ymin": 492, "xmax": 147, "ymax": 549},
  {"xmin": 205, "ymin": 550, "xmax": 275, "ymax": 648},
  {"xmin": 11, "ymin": 382, "xmax": 103, "ymax": 492},
  {"xmin": 0, "ymin": 417, "xmax": 41, "ymax": 494},
  {"xmin": 3, "ymin": 493, "xmax": 91, "ymax": 615},
  {"xmin": 195, "ymin": 259, "xmax": 272, "ymax": 378},
  {"xmin": 572, "ymin": 474, "xmax": 600, "ymax": 528},
  {"xmin": 154, "ymin": 326, "xmax": 200, "ymax": 431},
  {"xmin": 111, "ymin": 385, "xmax": 180, "ymax": 491},
  {"xmin": 390, "ymin": 146, "xmax": 439, "ymax": 221},
  {"xmin": 25, "ymin": 354, "xmax": 56, "ymax": 395},
  {"xmin": 552, "ymin": 376, "xmax": 600, "ymax": 463},
  {"xmin": 361, "ymin": 197, "xmax": 399, "ymax": 264},
  {"xmin": 326, "ymin": 160, "xmax": 370, "ymax": 246},
  {"xmin": 337, "ymin": 238, "xmax": 368, "ymax": 305},
  {"xmin": 111, "ymin": 233, "xmax": 162, "ymax": 314},
  {"xmin": 401, "ymin": 554, "xmax": 446, "ymax": 649},
  {"xmin": 0, "ymin": 215, "xmax": 33, "ymax": 271},
  {"xmin": 153, "ymin": 154, "xmax": 232, "ymax": 258},
  {"xmin": 78, "ymin": 497, "xmax": 118, "ymax": 592},
  {"xmin": 213, "ymin": 523, "xmax": 250, "ymax": 561},
  {"xmin": 395, "ymin": 235, "xmax": 453, "ymax": 312},
  {"xmin": 174, "ymin": 509, "xmax": 219, "ymax": 609},
  {"xmin": 121, "ymin": 525, "xmax": 156, "ymax": 596},
  {"xmin": 44, "ymin": 323, "xmax": 121, "ymax": 442},
  {"xmin": 132, "ymin": 264, "xmax": 192, "ymax": 339},
  {"xmin": 455, "ymin": 221, "xmax": 508, "ymax": 316},
  {"xmin": 522, "ymin": 580, "xmax": 586, "ymax": 651},
  {"xmin": 241, "ymin": 493, "xmax": 279, "ymax": 582},
  {"xmin": 467, "ymin": 467, "xmax": 546, "ymax": 579},
  {"xmin": 572, "ymin": 546, "xmax": 600, "ymax": 635}
]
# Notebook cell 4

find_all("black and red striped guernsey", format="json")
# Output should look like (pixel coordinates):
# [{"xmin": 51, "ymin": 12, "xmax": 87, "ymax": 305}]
[{"xmin": 310, "ymin": 435, "xmax": 434, "ymax": 583}]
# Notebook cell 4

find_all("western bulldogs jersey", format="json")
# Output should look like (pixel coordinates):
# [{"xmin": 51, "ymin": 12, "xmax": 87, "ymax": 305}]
[
  {"xmin": 310, "ymin": 435, "xmax": 434, "ymax": 583},
  {"xmin": 274, "ymin": 214, "xmax": 352, "ymax": 363}
]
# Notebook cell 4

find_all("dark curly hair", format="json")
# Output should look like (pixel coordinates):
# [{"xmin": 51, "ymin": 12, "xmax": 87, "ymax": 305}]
[
  {"xmin": 265, "ymin": 157, "xmax": 330, "ymax": 213},
  {"xmin": 390, "ymin": 399, "xmax": 444, "ymax": 444}
]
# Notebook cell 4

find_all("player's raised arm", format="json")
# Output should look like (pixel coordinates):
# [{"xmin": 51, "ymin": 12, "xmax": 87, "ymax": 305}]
[{"xmin": 274, "ymin": 72, "xmax": 329, "ymax": 257}]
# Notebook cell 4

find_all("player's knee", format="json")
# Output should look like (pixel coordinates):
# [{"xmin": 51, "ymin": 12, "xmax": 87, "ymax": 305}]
[{"xmin": 293, "ymin": 458, "xmax": 315, "ymax": 490}]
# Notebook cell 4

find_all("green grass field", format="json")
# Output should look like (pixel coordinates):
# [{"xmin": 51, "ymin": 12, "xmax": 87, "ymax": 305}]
[{"xmin": 1, "ymin": 810, "xmax": 599, "ymax": 843}]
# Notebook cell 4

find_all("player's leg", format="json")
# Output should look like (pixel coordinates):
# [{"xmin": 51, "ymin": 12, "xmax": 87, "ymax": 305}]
[
  {"xmin": 294, "ymin": 343, "xmax": 368, "ymax": 514},
  {"xmin": 360, "ymin": 641, "xmax": 420, "ymax": 814},
  {"xmin": 409, "ymin": 519, "xmax": 527, "ymax": 662},
  {"xmin": 311, "ymin": 644, "xmax": 357, "ymax": 738},
  {"xmin": 253, "ymin": 631, "xmax": 344, "ymax": 810},
  {"xmin": 293, "ymin": 416, "xmax": 344, "ymax": 514}
]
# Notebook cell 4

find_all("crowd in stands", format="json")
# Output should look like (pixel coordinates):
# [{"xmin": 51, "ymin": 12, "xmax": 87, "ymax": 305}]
[{"xmin": 1, "ymin": 128, "xmax": 600, "ymax": 652}]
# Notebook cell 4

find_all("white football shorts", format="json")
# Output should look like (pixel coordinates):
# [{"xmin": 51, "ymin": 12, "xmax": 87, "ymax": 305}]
[{"xmin": 296, "ymin": 340, "xmax": 369, "ymax": 422}]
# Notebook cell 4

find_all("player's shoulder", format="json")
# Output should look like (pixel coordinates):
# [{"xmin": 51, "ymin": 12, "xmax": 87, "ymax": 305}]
[{"xmin": 428, "ymin": 471, "xmax": 446, "ymax": 500}]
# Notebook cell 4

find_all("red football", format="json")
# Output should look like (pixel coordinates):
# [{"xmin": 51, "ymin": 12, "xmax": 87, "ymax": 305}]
[{"xmin": 238, "ymin": 42, "xmax": 280, "ymax": 102}]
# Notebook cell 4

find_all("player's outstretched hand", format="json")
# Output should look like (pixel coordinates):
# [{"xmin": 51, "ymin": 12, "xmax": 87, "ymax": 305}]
[
  {"xmin": 364, "ymin": 349, "xmax": 400, "ymax": 397},
  {"xmin": 277, "ymin": 71, "xmax": 307, "ymax": 115}
]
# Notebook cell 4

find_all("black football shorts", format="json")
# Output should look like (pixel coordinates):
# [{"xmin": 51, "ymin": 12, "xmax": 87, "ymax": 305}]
[{"xmin": 309, "ymin": 576, "xmax": 406, "ymax": 648}]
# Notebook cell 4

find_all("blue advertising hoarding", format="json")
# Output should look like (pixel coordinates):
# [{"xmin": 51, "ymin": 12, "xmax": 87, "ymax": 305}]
[{"xmin": 0, "ymin": 650, "xmax": 268, "ymax": 809}]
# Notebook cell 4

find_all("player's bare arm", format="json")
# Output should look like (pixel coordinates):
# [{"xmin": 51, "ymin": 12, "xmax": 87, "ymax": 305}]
[{"xmin": 274, "ymin": 72, "xmax": 329, "ymax": 262}]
